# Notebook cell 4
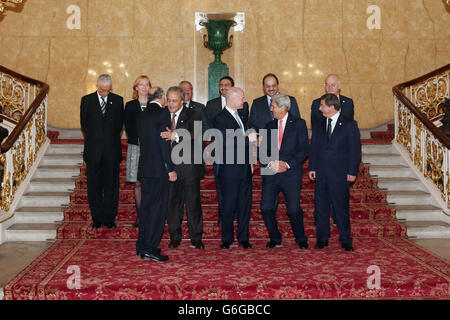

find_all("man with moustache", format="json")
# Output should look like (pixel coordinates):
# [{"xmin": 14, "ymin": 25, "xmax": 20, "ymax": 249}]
[
  {"xmin": 249, "ymin": 73, "xmax": 301, "ymax": 132},
  {"xmin": 160, "ymin": 86, "xmax": 205, "ymax": 250}
]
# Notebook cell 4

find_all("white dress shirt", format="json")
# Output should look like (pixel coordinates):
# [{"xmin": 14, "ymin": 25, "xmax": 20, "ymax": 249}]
[
  {"xmin": 221, "ymin": 95, "xmax": 226, "ymax": 109},
  {"xmin": 327, "ymin": 111, "xmax": 341, "ymax": 135}
]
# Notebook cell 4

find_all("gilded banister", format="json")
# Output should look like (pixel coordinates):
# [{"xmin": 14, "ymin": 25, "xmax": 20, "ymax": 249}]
[
  {"xmin": 393, "ymin": 64, "xmax": 450, "ymax": 210},
  {"xmin": 0, "ymin": 65, "xmax": 48, "ymax": 212}
]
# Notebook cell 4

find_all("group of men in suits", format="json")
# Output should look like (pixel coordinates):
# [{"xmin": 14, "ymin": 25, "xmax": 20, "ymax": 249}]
[{"xmin": 80, "ymin": 72, "xmax": 361, "ymax": 263}]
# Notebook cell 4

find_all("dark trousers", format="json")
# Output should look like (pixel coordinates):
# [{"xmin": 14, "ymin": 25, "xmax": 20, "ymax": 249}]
[
  {"xmin": 314, "ymin": 177, "xmax": 352, "ymax": 245},
  {"xmin": 136, "ymin": 177, "xmax": 169, "ymax": 254},
  {"xmin": 219, "ymin": 173, "xmax": 252, "ymax": 243},
  {"xmin": 167, "ymin": 176, "xmax": 203, "ymax": 242},
  {"xmin": 261, "ymin": 174, "xmax": 307, "ymax": 243},
  {"xmin": 213, "ymin": 164, "xmax": 224, "ymax": 223},
  {"xmin": 86, "ymin": 154, "xmax": 120, "ymax": 225}
]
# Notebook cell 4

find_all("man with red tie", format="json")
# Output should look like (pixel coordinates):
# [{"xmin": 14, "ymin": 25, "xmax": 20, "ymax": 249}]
[{"xmin": 260, "ymin": 94, "xmax": 309, "ymax": 249}]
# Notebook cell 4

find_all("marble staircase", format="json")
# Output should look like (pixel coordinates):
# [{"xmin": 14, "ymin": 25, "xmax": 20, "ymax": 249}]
[
  {"xmin": 362, "ymin": 144, "xmax": 450, "ymax": 239},
  {"xmin": 4, "ymin": 144, "xmax": 83, "ymax": 242}
]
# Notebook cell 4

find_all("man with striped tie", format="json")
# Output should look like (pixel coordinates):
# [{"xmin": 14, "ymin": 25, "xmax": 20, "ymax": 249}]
[{"xmin": 80, "ymin": 74, "xmax": 124, "ymax": 229}]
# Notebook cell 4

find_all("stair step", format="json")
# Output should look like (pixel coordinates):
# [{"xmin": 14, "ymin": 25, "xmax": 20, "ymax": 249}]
[
  {"xmin": 376, "ymin": 177, "xmax": 424, "ymax": 191},
  {"xmin": 385, "ymin": 190, "xmax": 432, "ymax": 205},
  {"xmin": 14, "ymin": 207, "xmax": 65, "ymax": 223},
  {"xmin": 403, "ymin": 221, "xmax": 450, "ymax": 239},
  {"xmin": 6, "ymin": 223, "xmax": 58, "ymax": 241},
  {"xmin": 368, "ymin": 165, "xmax": 413, "ymax": 178},
  {"xmin": 20, "ymin": 192, "xmax": 72, "ymax": 207},
  {"xmin": 362, "ymin": 145, "xmax": 394, "ymax": 154},
  {"xmin": 362, "ymin": 153, "xmax": 405, "ymax": 165},
  {"xmin": 46, "ymin": 144, "xmax": 83, "ymax": 155},
  {"xmin": 28, "ymin": 178, "xmax": 76, "ymax": 192},
  {"xmin": 393, "ymin": 204, "xmax": 442, "ymax": 221},
  {"xmin": 41, "ymin": 154, "xmax": 83, "ymax": 166},
  {"xmin": 34, "ymin": 165, "xmax": 81, "ymax": 178}
]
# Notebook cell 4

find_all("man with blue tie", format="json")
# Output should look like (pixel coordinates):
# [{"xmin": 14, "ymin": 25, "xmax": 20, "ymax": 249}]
[
  {"xmin": 213, "ymin": 87, "xmax": 253, "ymax": 250},
  {"xmin": 249, "ymin": 73, "xmax": 301, "ymax": 132},
  {"xmin": 308, "ymin": 93, "xmax": 361, "ymax": 252},
  {"xmin": 260, "ymin": 94, "xmax": 309, "ymax": 249}
]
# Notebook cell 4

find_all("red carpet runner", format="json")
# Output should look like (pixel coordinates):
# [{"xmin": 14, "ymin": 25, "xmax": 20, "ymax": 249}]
[{"xmin": 4, "ymin": 140, "xmax": 449, "ymax": 299}]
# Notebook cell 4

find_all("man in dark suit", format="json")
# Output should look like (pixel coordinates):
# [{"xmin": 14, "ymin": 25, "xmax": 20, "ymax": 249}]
[
  {"xmin": 80, "ymin": 74, "xmax": 124, "ymax": 229},
  {"xmin": 179, "ymin": 80, "xmax": 208, "ymax": 134},
  {"xmin": 260, "ymin": 94, "xmax": 309, "ymax": 250},
  {"xmin": 308, "ymin": 93, "xmax": 361, "ymax": 252},
  {"xmin": 310, "ymin": 74, "xmax": 354, "ymax": 129},
  {"xmin": 136, "ymin": 87, "xmax": 177, "ymax": 262},
  {"xmin": 160, "ymin": 86, "xmax": 205, "ymax": 250},
  {"xmin": 310, "ymin": 74, "xmax": 355, "ymax": 226},
  {"xmin": 205, "ymin": 76, "xmax": 249, "ymax": 226},
  {"xmin": 213, "ymin": 87, "xmax": 253, "ymax": 250},
  {"xmin": 249, "ymin": 73, "xmax": 301, "ymax": 132}
]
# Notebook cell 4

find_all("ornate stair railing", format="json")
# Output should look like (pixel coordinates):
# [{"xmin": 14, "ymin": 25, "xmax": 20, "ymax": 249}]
[
  {"xmin": 393, "ymin": 64, "xmax": 450, "ymax": 213},
  {"xmin": 0, "ymin": 65, "xmax": 49, "ymax": 213}
]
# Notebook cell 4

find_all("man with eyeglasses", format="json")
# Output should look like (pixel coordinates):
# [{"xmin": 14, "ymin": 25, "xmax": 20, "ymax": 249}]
[{"xmin": 80, "ymin": 74, "xmax": 124, "ymax": 230}]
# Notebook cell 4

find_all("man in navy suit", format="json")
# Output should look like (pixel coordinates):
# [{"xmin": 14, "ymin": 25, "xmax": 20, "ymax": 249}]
[
  {"xmin": 260, "ymin": 94, "xmax": 309, "ymax": 249},
  {"xmin": 136, "ymin": 87, "xmax": 177, "ymax": 262},
  {"xmin": 310, "ymin": 74, "xmax": 355, "ymax": 226},
  {"xmin": 249, "ymin": 73, "xmax": 301, "ymax": 132},
  {"xmin": 308, "ymin": 93, "xmax": 361, "ymax": 252},
  {"xmin": 80, "ymin": 74, "xmax": 124, "ymax": 229},
  {"xmin": 310, "ymin": 74, "xmax": 354, "ymax": 129},
  {"xmin": 213, "ymin": 87, "xmax": 253, "ymax": 250}
]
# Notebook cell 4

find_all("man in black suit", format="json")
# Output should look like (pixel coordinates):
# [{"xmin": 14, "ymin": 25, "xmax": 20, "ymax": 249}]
[
  {"xmin": 205, "ymin": 76, "xmax": 250, "ymax": 226},
  {"xmin": 308, "ymin": 94, "xmax": 361, "ymax": 252},
  {"xmin": 160, "ymin": 86, "xmax": 205, "ymax": 250},
  {"xmin": 136, "ymin": 87, "xmax": 177, "ymax": 262},
  {"xmin": 80, "ymin": 74, "xmax": 124, "ymax": 229},
  {"xmin": 179, "ymin": 80, "xmax": 208, "ymax": 134},
  {"xmin": 249, "ymin": 73, "xmax": 301, "ymax": 132},
  {"xmin": 213, "ymin": 87, "xmax": 253, "ymax": 250},
  {"xmin": 310, "ymin": 74, "xmax": 354, "ymax": 129},
  {"xmin": 310, "ymin": 74, "xmax": 355, "ymax": 225},
  {"xmin": 260, "ymin": 94, "xmax": 309, "ymax": 250}
]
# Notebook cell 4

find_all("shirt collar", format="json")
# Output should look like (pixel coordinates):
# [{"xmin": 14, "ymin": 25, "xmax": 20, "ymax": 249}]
[
  {"xmin": 328, "ymin": 111, "xmax": 341, "ymax": 123},
  {"xmin": 172, "ymin": 106, "xmax": 183, "ymax": 118},
  {"xmin": 221, "ymin": 95, "xmax": 226, "ymax": 109},
  {"xmin": 97, "ymin": 92, "xmax": 107, "ymax": 103},
  {"xmin": 152, "ymin": 101, "xmax": 163, "ymax": 108}
]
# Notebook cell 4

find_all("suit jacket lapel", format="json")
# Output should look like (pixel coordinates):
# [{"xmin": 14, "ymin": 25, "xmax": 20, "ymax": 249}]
[
  {"xmin": 279, "ymin": 115, "xmax": 294, "ymax": 150},
  {"xmin": 330, "ymin": 114, "xmax": 345, "ymax": 140},
  {"xmin": 176, "ymin": 107, "xmax": 187, "ymax": 129}
]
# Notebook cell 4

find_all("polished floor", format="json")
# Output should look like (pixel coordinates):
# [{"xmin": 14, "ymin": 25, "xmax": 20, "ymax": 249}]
[{"xmin": 0, "ymin": 238, "xmax": 448, "ymax": 294}]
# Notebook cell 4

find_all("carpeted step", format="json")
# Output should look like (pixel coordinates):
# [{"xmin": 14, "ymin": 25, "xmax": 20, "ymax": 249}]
[
  {"xmin": 55, "ymin": 220, "xmax": 407, "ymax": 240},
  {"xmin": 63, "ymin": 203, "xmax": 397, "ymax": 222}
]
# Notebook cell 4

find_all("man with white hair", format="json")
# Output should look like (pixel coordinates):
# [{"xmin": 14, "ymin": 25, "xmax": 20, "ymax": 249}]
[{"xmin": 80, "ymin": 74, "xmax": 124, "ymax": 229}]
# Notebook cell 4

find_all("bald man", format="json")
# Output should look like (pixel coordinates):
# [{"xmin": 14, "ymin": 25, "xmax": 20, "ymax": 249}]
[
  {"xmin": 213, "ymin": 87, "xmax": 253, "ymax": 250},
  {"xmin": 310, "ymin": 74, "xmax": 354, "ymax": 130}
]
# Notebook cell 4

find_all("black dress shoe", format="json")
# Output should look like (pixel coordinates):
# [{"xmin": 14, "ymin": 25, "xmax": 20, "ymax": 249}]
[
  {"xmin": 239, "ymin": 241, "xmax": 252, "ymax": 249},
  {"xmin": 342, "ymin": 243, "xmax": 354, "ymax": 252},
  {"xmin": 314, "ymin": 240, "xmax": 329, "ymax": 249},
  {"xmin": 220, "ymin": 242, "xmax": 231, "ymax": 249},
  {"xmin": 266, "ymin": 240, "xmax": 283, "ymax": 248},
  {"xmin": 190, "ymin": 240, "xmax": 205, "ymax": 249},
  {"xmin": 168, "ymin": 240, "xmax": 181, "ymax": 249},
  {"xmin": 137, "ymin": 248, "xmax": 161, "ymax": 256},
  {"xmin": 105, "ymin": 222, "xmax": 117, "ymax": 229},
  {"xmin": 140, "ymin": 252, "xmax": 169, "ymax": 262},
  {"xmin": 298, "ymin": 241, "xmax": 309, "ymax": 250},
  {"xmin": 91, "ymin": 222, "xmax": 102, "ymax": 229}
]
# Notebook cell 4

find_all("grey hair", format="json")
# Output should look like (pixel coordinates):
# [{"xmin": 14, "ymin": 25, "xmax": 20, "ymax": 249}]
[
  {"xmin": 271, "ymin": 94, "xmax": 291, "ymax": 111},
  {"xmin": 167, "ymin": 86, "xmax": 185, "ymax": 102},
  {"xmin": 149, "ymin": 87, "xmax": 165, "ymax": 101},
  {"xmin": 97, "ymin": 74, "xmax": 112, "ymax": 86}
]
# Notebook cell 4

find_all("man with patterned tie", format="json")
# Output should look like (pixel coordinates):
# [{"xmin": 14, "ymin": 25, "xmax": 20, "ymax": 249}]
[
  {"xmin": 308, "ymin": 93, "xmax": 361, "ymax": 252},
  {"xmin": 249, "ymin": 73, "xmax": 301, "ymax": 132},
  {"xmin": 260, "ymin": 94, "xmax": 309, "ymax": 250},
  {"xmin": 80, "ymin": 74, "xmax": 124, "ymax": 229},
  {"xmin": 213, "ymin": 87, "xmax": 253, "ymax": 249}
]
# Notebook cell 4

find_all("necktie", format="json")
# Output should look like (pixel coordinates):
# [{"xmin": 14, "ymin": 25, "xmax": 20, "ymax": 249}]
[
  {"xmin": 101, "ymin": 97, "xmax": 106, "ymax": 116},
  {"xmin": 327, "ymin": 118, "xmax": 332, "ymax": 140},
  {"xmin": 269, "ymin": 98, "xmax": 274, "ymax": 120},
  {"xmin": 171, "ymin": 113, "xmax": 176, "ymax": 131},
  {"xmin": 278, "ymin": 119, "xmax": 284, "ymax": 150}
]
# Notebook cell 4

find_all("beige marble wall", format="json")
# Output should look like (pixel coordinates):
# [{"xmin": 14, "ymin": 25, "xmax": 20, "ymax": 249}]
[{"xmin": 0, "ymin": 0, "xmax": 449, "ymax": 129}]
